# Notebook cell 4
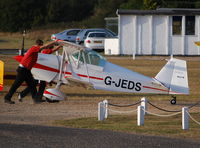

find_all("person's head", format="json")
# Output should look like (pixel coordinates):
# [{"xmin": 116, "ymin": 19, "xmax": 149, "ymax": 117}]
[{"xmin": 36, "ymin": 39, "xmax": 43, "ymax": 46}]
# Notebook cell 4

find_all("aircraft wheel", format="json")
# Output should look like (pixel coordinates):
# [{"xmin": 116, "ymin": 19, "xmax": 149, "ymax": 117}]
[
  {"xmin": 46, "ymin": 98, "xmax": 60, "ymax": 103},
  {"xmin": 170, "ymin": 97, "xmax": 176, "ymax": 105}
]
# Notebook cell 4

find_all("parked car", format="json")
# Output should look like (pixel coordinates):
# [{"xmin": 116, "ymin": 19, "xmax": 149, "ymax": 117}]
[
  {"xmin": 76, "ymin": 28, "xmax": 117, "ymax": 45},
  {"xmin": 51, "ymin": 29, "xmax": 82, "ymax": 42},
  {"xmin": 84, "ymin": 32, "xmax": 109, "ymax": 50}
]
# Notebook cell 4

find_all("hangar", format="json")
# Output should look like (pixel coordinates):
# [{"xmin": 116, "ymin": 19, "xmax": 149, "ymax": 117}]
[{"xmin": 105, "ymin": 8, "xmax": 200, "ymax": 56}]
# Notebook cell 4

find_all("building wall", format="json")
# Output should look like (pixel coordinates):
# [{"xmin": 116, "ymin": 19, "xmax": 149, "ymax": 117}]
[
  {"xmin": 153, "ymin": 16, "xmax": 168, "ymax": 55},
  {"xmin": 119, "ymin": 14, "xmax": 200, "ymax": 55},
  {"xmin": 119, "ymin": 15, "xmax": 135, "ymax": 54}
]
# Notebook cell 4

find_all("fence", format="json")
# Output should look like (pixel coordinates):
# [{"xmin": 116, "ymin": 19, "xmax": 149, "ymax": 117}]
[{"xmin": 98, "ymin": 97, "xmax": 200, "ymax": 130}]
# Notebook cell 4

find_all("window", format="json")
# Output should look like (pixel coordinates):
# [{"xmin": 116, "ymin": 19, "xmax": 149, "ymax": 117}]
[
  {"xmin": 84, "ymin": 50, "xmax": 106, "ymax": 66},
  {"xmin": 67, "ymin": 30, "xmax": 80, "ymax": 36},
  {"xmin": 88, "ymin": 33, "xmax": 107, "ymax": 38},
  {"xmin": 185, "ymin": 16, "xmax": 195, "ymax": 35},
  {"xmin": 72, "ymin": 51, "xmax": 84, "ymax": 63},
  {"xmin": 72, "ymin": 50, "xmax": 106, "ymax": 66},
  {"xmin": 172, "ymin": 16, "xmax": 182, "ymax": 35}
]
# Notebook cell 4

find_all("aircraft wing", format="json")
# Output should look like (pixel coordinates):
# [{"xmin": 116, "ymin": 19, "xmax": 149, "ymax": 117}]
[{"xmin": 57, "ymin": 40, "xmax": 85, "ymax": 54}]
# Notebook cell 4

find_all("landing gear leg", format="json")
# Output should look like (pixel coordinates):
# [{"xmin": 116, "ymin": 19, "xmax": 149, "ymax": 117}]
[{"xmin": 170, "ymin": 96, "xmax": 176, "ymax": 105}]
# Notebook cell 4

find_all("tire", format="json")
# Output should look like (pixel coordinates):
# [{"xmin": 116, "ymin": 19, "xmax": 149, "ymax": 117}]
[{"xmin": 170, "ymin": 98, "xmax": 176, "ymax": 105}]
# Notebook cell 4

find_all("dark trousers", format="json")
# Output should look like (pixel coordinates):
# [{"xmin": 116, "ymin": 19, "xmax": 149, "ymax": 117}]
[
  {"xmin": 20, "ymin": 80, "xmax": 46, "ymax": 99},
  {"xmin": 4, "ymin": 66, "xmax": 37, "ymax": 101}
]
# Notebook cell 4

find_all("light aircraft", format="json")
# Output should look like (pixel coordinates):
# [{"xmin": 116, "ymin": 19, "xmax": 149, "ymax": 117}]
[{"xmin": 3, "ymin": 41, "xmax": 190, "ymax": 104}]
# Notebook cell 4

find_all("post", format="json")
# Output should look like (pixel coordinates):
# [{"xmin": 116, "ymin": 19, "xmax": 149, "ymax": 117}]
[
  {"xmin": 182, "ymin": 107, "xmax": 189, "ymax": 130},
  {"xmin": 137, "ymin": 105, "xmax": 144, "ymax": 126},
  {"xmin": 20, "ymin": 30, "xmax": 26, "ymax": 56},
  {"xmin": 98, "ymin": 102, "xmax": 105, "ymax": 121},
  {"xmin": 132, "ymin": 52, "xmax": 135, "ymax": 60},
  {"xmin": 103, "ymin": 100, "xmax": 108, "ymax": 119},
  {"xmin": 141, "ymin": 97, "xmax": 147, "ymax": 115}
]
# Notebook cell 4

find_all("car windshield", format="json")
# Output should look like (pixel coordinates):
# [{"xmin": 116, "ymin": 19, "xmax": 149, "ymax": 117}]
[
  {"xmin": 72, "ymin": 50, "xmax": 106, "ymax": 66},
  {"xmin": 85, "ymin": 30, "xmax": 97, "ymax": 37}
]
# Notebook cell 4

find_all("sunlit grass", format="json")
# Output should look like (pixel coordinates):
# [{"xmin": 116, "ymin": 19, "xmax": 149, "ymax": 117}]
[
  {"xmin": 55, "ymin": 112, "xmax": 200, "ymax": 140},
  {"xmin": 0, "ymin": 29, "xmax": 62, "ymax": 49}
]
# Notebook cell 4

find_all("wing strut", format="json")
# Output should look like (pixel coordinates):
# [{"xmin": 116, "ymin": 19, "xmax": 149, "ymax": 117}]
[
  {"xmin": 56, "ymin": 49, "xmax": 66, "ymax": 89},
  {"xmin": 82, "ymin": 51, "xmax": 90, "ymax": 83}
]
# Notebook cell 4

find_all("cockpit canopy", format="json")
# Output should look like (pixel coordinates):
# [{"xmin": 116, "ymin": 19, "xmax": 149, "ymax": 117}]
[{"xmin": 72, "ymin": 50, "xmax": 106, "ymax": 67}]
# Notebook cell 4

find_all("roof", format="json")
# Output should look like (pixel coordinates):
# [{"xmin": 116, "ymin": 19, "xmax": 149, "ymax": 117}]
[{"xmin": 117, "ymin": 8, "xmax": 200, "ymax": 15}]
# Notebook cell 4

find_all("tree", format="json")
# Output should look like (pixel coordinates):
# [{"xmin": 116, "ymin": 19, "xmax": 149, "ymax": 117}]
[
  {"xmin": 0, "ymin": 0, "xmax": 48, "ymax": 32},
  {"xmin": 1, "ymin": 0, "xmax": 199, "ymax": 32},
  {"xmin": 120, "ymin": 0, "xmax": 143, "ymax": 9},
  {"xmin": 158, "ymin": 0, "xmax": 200, "ymax": 8},
  {"xmin": 143, "ymin": 0, "xmax": 158, "ymax": 10}
]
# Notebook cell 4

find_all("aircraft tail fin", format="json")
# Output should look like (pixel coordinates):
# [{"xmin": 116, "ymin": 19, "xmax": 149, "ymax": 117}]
[
  {"xmin": 155, "ymin": 58, "xmax": 189, "ymax": 94},
  {"xmin": 0, "ymin": 60, "xmax": 4, "ymax": 91}
]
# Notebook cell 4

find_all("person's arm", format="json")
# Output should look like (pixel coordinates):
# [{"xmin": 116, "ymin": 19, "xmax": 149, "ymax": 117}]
[
  {"xmin": 52, "ymin": 45, "xmax": 62, "ymax": 53},
  {"xmin": 39, "ymin": 41, "xmax": 56, "ymax": 52}
]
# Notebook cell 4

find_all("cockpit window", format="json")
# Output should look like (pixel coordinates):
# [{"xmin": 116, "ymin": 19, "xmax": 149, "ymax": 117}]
[
  {"xmin": 72, "ymin": 51, "xmax": 84, "ymax": 63},
  {"xmin": 72, "ymin": 50, "xmax": 106, "ymax": 66}
]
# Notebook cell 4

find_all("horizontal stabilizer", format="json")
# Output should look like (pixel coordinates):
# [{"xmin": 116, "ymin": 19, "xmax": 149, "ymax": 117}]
[{"xmin": 155, "ymin": 58, "xmax": 189, "ymax": 94}]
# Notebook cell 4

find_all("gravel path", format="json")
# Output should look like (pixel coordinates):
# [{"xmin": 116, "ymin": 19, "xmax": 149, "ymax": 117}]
[{"xmin": 0, "ymin": 96, "xmax": 98, "ymax": 125}]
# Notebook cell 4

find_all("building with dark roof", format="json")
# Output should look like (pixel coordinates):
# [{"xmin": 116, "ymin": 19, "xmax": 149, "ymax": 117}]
[{"xmin": 105, "ymin": 8, "xmax": 200, "ymax": 56}]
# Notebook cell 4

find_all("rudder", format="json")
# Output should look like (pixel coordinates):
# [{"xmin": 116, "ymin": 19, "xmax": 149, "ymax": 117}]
[{"xmin": 155, "ymin": 58, "xmax": 189, "ymax": 94}]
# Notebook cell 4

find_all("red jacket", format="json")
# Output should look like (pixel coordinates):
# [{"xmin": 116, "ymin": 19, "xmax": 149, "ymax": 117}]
[{"xmin": 20, "ymin": 46, "xmax": 40, "ymax": 70}]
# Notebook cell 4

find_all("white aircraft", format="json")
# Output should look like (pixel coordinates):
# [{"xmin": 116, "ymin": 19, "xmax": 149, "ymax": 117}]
[{"xmin": 14, "ymin": 41, "xmax": 189, "ymax": 104}]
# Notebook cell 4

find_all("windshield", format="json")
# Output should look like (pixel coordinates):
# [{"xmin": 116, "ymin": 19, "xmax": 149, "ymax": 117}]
[{"xmin": 72, "ymin": 50, "xmax": 106, "ymax": 66}]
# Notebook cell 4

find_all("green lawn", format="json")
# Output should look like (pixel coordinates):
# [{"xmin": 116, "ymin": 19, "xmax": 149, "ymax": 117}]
[
  {"xmin": 0, "ymin": 36, "xmax": 34, "ymax": 49},
  {"xmin": 55, "ymin": 113, "xmax": 200, "ymax": 141}
]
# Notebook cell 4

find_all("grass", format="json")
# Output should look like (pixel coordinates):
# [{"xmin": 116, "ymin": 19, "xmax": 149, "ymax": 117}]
[
  {"xmin": 0, "ymin": 28, "xmax": 63, "ymax": 49},
  {"xmin": 55, "ymin": 113, "xmax": 200, "ymax": 141}
]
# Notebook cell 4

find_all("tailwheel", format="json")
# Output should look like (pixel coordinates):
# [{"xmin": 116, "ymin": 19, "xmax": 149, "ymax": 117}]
[{"xmin": 170, "ymin": 96, "xmax": 176, "ymax": 105}]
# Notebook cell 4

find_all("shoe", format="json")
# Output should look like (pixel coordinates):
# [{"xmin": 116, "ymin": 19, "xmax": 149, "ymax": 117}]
[
  {"xmin": 4, "ymin": 99, "xmax": 15, "ymax": 104},
  {"xmin": 18, "ymin": 93, "xmax": 23, "ymax": 102}
]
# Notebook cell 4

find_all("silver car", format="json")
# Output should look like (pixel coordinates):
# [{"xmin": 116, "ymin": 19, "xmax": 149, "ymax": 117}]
[
  {"xmin": 84, "ymin": 32, "xmax": 108, "ymax": 50},
  {"xmin": 51, "ymin": 29, "xmax": 82, "ymax": 42},
  {"xmin": 75, "ymin": 28, "xmax": 117, "ymax": 44}
]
